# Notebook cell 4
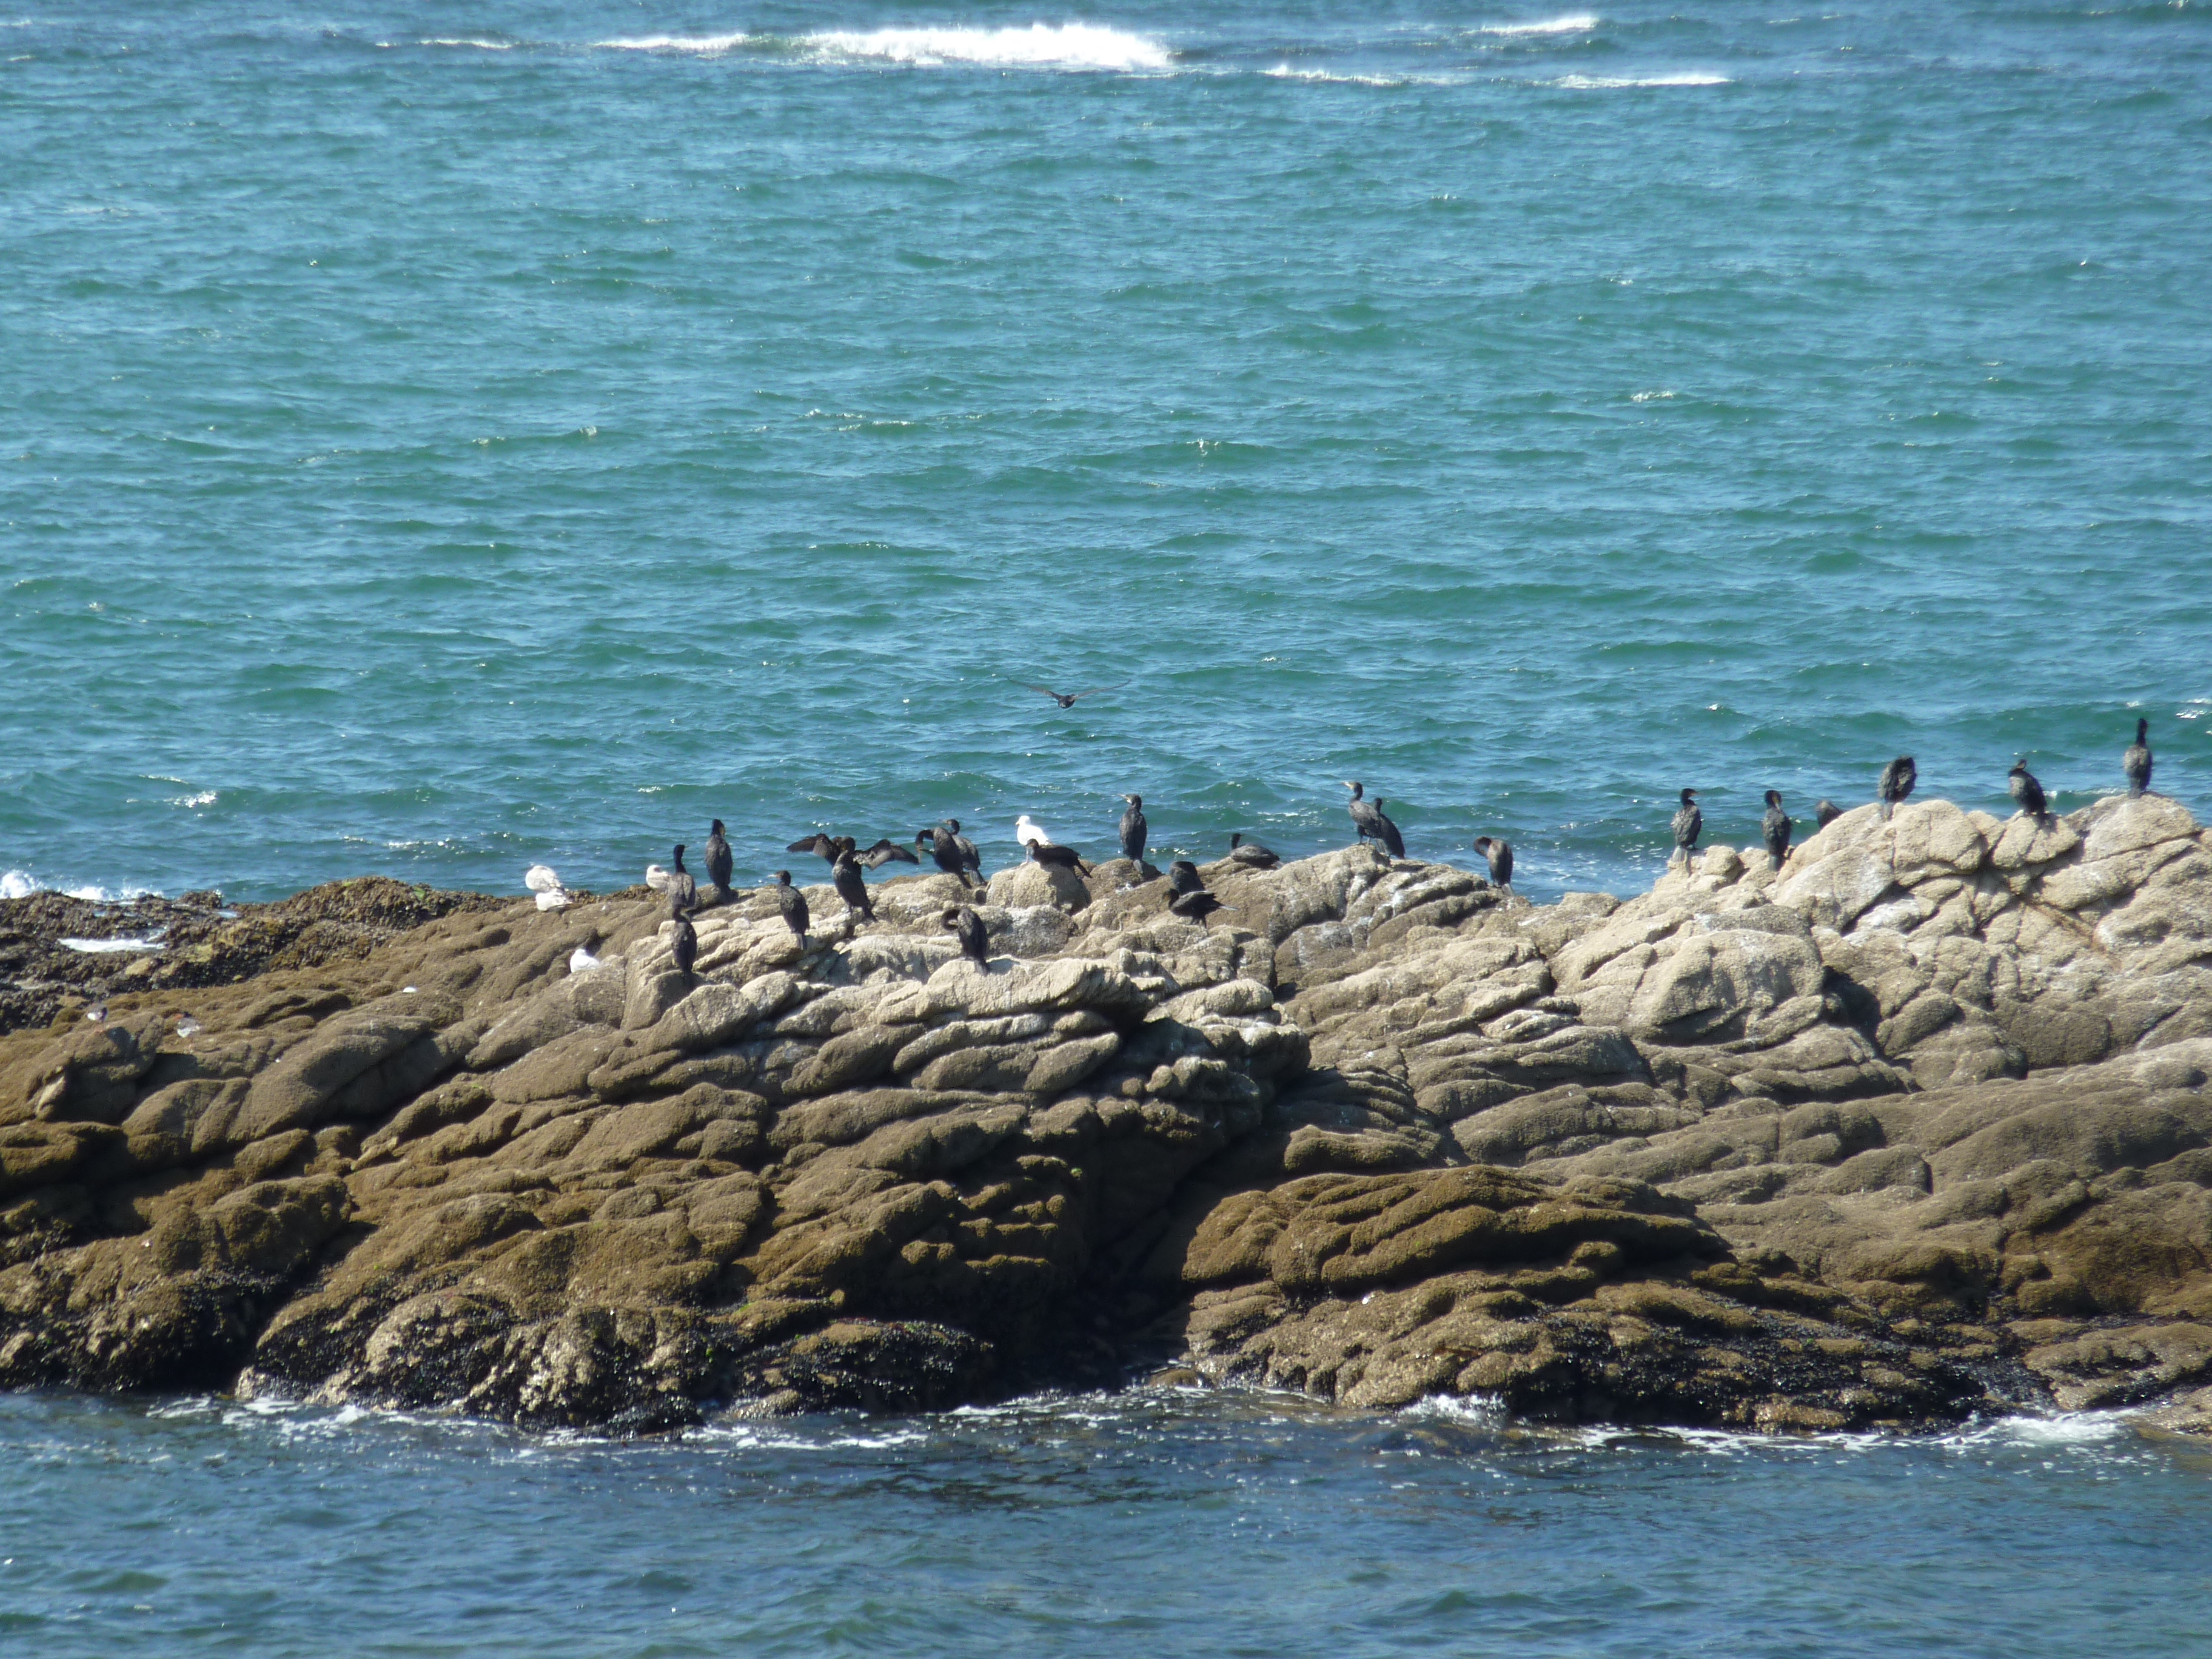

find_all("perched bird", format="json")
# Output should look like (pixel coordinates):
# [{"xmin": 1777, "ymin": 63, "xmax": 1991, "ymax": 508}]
[
  {"xmin": 1118, "ymin": 794, "xmax": 1148, "ymax": 863},
  {"xmin": 1879, "ymin": 756, "xmax": 1917, "ymax": 821},
  {"xmin": 1227, "ymin": 832, "xmax": 1279, "ymax": 869},
  {"xmin": 855, "ymin": 838, "xmax": 919, "ymax": 869},
  {"xmin": 1671, "ymin": 789, "xmax": 1703, "ymax": 863},
  {"xmin": 1761, "ymin": 791, "xmax": 1792, "ymax": 866},
  {"xmin": 786, "ymin": 832, "xmax": 843, "ymax": 866},
  {"xmin": 1472, "ymin": 835, "xmax": 1513, "ymax": 890},
  {"xmin": 1014, "ymin": 814, "xmax": 1053, "ymax": 850},
  {"xmin": 568, "ymin": 947, "xmax": 602, "ymax": 975},
  {"xmin": 645, "ymin": 863, "xmax": 671, "ymax": 892},
  {"xmin": 2125, "ymin": 718, "xmax": 2154, "ymax": 797},
  {"xmin": 1814, "ymin": 799, "xmax": 1842, "ymax": 830},
  {"xmin": 769, "ymin": 870, "xmax": 809, "ymax": 943},
  {"xmin": 1028, "ymin": 839, "xmax": 1093, "ymax": 877},
  {"xmin": 943, "ymin": 905, "xmax": 991, "ymax": 967},
  {"xmin": 1344, "ymin": 782, "xmax": 1406, "ymax": 859},
  {"xmin": 2009, "ymin": 759, "xmax": 2048, "ymax": 820},
  {"xmin": 666, "ymin": 845, "xmax": 698, "ymax": 915},
  {"xmin": 1168, "ymin": 859, "xmax": 1204, "ymax": 896},
  {"xmin": 668, "ymin": 902, "xmax": 698, "ymax": 976},
  {"xmin": 1170, "ymin": 887, "xmax": 1225, "ymax": 927},
  {"xmin": 525, "ymin": 864, "xmax": 571, "ymax": 911},
  {"xmin": 703, "ymin": 820, "xmax": 734, "ymax": 892},
  {"xmin": 916, "ymin": 821, "xmax": 983, "ymax": 887},
  {"xmin": 1022, "ymin": 682, "xmax": 1125, "ymax": 709},
  {"xmin": 831, "ymin": 848, "xmax": 876, "ymax": 923}
]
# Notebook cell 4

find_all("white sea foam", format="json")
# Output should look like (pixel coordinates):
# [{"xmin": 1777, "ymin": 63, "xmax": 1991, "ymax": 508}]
[
  {"xmin": 1549, "ymin": 71, "xmax": 1731, "ymax": 87},
  {"xmin": 1481, "ymin": 13, "xmax": 1601, "ymax": 35},
  {"xmin": 799, "ymin": 24, "xmax": 1172, "ymax": 71},
  {"xmin": 1, "ymin": 870, "xmax": 156, "ymax": 902},
  {"xmin": 597, "ymin": 30, "xmax": 751, "ymax": 54},
  {"xmin": 421, "ymin": 37, "xmax": 517, "ymax": 51},
  {"xmin": 60, "ymin": 934, "xmax": 164, "ymax": 954},
  {"xmin": 0, "ymin": 870, "xmax": 33, "ymax": 900}
]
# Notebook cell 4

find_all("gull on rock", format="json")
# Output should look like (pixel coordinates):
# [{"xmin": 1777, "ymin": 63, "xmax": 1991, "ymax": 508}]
[
  {"xmin": 568, "ymin": 947, "xmax": 602, "ymax": 974},
  {"xmin": 525, "ymin": 865, "xmax": 571, "ymax": 911},
  {"xmin": 1015, "ymin": 814, "xmax": 1052, "ymax": 850}
]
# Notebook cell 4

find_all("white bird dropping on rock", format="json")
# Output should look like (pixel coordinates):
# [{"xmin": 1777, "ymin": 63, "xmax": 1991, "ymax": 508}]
[{"xmin": 569, "ymin": 947, "xmax": 602, "ymax": 974}]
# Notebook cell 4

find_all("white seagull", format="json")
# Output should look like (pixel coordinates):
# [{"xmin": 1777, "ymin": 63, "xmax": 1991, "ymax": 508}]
[
  {"xmin": 568, "ymin": 947, "xmax": 602, "ymax": 974},
  {"xmin": 1014, "ymin": 814, "xmax": 1053, "ymax": 850},
  {"xmin": 645, "ymin": 864, "xmax": 672, "ymax": 893},
  {"xmin": 525, "ymin": 864, "xmax": 571, "ymax": 911}
]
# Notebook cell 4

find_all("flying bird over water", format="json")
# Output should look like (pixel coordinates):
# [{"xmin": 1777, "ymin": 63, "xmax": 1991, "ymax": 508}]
[
  {"xmin": 1472, "ymin": 836, "xmax": 1514, "ymax": 890},
  {"xmin": 1671, "ymin": 789, "xmax": 1703, "ymax": 862},
  {"xmin": 1344, "ymin": 782, "xmax": 1406, "ymax": 859},
  {"xmin": 943, "ymin": 905, "xmax": 990, "ymax": 967},
  {"xmin": 831, "ymin": 848, "xmax": 876, "ymax": 923},
  {"xmin": 1227, "ymin": 833, "xmax": 1279, "ymax": 869},
  {"xmin": 769, "ymin": 870, "xmax": 809, "ymax": 943},
  {"xmin": 703, "ymin": 820, "xmax": 734, "ymax": 892},
  {"xmin": 2009, "ymin": 759, "xmax": 2047, "ymax": 820},
  {"xmin": 1879, "ymin": 756, "xmax": 1917, "ymax": 821},
  {"xmin": 665, "ymin": 845, "xmax": 698, "ymax": 915},
  {"xmin": 1119, "ymin": 794, "xmax": 1148, "ymax": 863},
  {"xmin": 2125, "ymin": 719, "xmax": 2154, "ymax": 797},
  {"xmin": 1022, "ymin": 682, "xmax": 1126, "ymax": 709},
  {"xmin": 1761, "ymin": 791, "xmax": 1792, "ymax": 865}
]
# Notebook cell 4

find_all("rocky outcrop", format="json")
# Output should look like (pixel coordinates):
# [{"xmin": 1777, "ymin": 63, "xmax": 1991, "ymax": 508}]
[{"xmin": 2, "ymin": 794, "xmax": 2208, "ymax": 1434}]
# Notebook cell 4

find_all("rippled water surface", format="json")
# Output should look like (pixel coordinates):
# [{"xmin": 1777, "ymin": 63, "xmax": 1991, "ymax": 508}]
[
  {"xmin": 2, "ymin": 1388, "xmax": 2209, "ymax": 1657},
  {"xmin": 3, "ymin": 1, "xmax": 2208, "ymax": 903}
]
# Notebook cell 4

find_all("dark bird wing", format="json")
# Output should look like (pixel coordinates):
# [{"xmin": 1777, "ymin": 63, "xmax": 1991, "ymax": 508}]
[
  {"xmin": 786, "ymin": 833, "xmax": 835, "ymax": 859},
  {"xmin": 859, "ymin": 838, "xmax": 920, "ymax": 867},
  {"xmin": 1065, "ymin": 683, "xmax": 1128, "ymax": 703},
  {"xmin": 1023, "ymin": 684, "xmax": 1069, "ymax": 702}
]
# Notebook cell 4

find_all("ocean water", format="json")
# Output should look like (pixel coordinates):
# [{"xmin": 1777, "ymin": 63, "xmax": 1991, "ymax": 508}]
[
  {"xmin": 2, "ymin": 1387, "xmax": 2210, "ymax": 1657},
  {"xmin": 3, "ymin": 1, "xmax": 2208, "ymax": 905}
]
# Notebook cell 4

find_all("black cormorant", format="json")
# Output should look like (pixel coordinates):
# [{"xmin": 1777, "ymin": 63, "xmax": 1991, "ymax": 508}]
[
  {"xmin": 1671, "ymin": 790, "xmax": 1702, "ymax": 862},
  {"xmin": 916, "ymin": 823, "xmax": 981, "ymax": 888},
  {"xmin": 856, "ymin": 838, "xmax": 919, "ymax": 869},
  {"xmin": 1168, "ymin": 859, "xmax": 1204, "ymax": 896},
  {"xmin": 669, "ymin": 900, "xmax": 698, "ymax": 976},
  {"xmin": 1023, "ymin": 682, "xmax": 1126, "ymax": 709},
  {"xmin": 666, "ymin": 845, "xmax": 698, "ymax": 915},
  {"xmin": 1028, "ymin": 840, "xmax": 1093, "ymax": 877},
  {"xmin": 1170, "ymin": 888, "xmax": 1224, "ymax": 927},
  {"xmin": 943, "ymin": 905, "xmax": 990, "ymax": 966},
  {"xmin": 1472, "ymin": 836, "xmax": 1514, "ymax": 890},
  {"xmin": 786, "ymin": 832, "xmax": 841, "ymax": 866},
  {"xmin": 1119, "ymin": 794, "xmax": 1148, "ymax": 863},
  {"xmin": 1227, "ymin": 833, "xmax": 1279, "ymax": 869},
  {"xmin": 831, "ymin": 848, "xmax": 876, "ymax": 923},
  {"xmin": 1879, "ymin": 756, "xmax": 1917, "ymax": 820},
  {"xmin": 2009, "ymin": 759, "xmax": 2047, "ymax": 820},
  {"xmin": 2125, "ymin": 719, "xmax": 2153, "ymax": 797},
  {"xmin": 1761, "ymin": 791, "xmax": 1792, "ymax": 865},
  {"xmin": 770, "ymin": 870, "xmax": 809, "ymax": 943},
  {"xmin": 1344, "ymin": 782, "xmax": 1406, "ymax": 858},
  {"xmin": 703, "ymin": 820, "xmax": 734, "ymax": 893},
  {"xmin": 1815, "ymin": 799, "xmax": 1842, "ymax": 830}
]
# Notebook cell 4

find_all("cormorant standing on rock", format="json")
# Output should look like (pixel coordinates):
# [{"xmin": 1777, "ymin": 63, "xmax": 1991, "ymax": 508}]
[
  {"xmin": 1227, "ymin": 833, "xmax": 1279, "ymax": 869},
  {"xmin": 769, "ymin": 870, "xmax": 808, "ymax": 944},
  {"xmin": 1472, "ymin": 836, "xmax": 1513, "ymax": 891},
  {"xmin": 1761, "ymin": 791, "xmax": 1792, "ymax": 866},
  {"xmin": 1170, "ymin": 888, "xmax": 1224, "ymax": 927},
  {"xmin": 668, "ymin": 899, "xmax": 697, "ymax": 976},
  {"xmin": 1119, "ymin": 794, "xmax": 1148, "ymax": 863},
  {"xmin": 943, "ymin": 905, "xmax": 990, "ymax": 967},
  {"xmin": 1028, "ymin": 839, "xmax": 1093, "ymax": 877},
  {"xmin": 831, "ymin": 849, "xmax": 875, "ymax": 923},
  {"xmin": 703, "ymin": 820, "xmax": 733, "ymax": 893},
  {"xmin": 2009, "ymin": 759, "xmax": 2048, "ymax": 820},
  {"xmin": 1879, "ymin": 757, "xmax": 1917, "ymax": 820},
  {"xmin": 2125, "ymin": 719, "xmax": 2154, "ymax": 797},
  {"xmin": 1815, "ymin": 800, "xmax": 1842, "ymax": 830},
  {"xmin": 1168, "ymin": 859, "xmax": 1204, "ymax": 896},
  {"xmin": 1344, "ymin": 782, "xmax": 1406, "ymax": 859},
  {"xmin": 666, "ymin": 846, "xmax": 698, "ymax": 915},
  {"xmin": 916, "ymin": 823, "xmax": 981, "ymax": 888},
  {"xmin": 1671, "ymin": 789, "xmax": 1702, "ymax": 864}
]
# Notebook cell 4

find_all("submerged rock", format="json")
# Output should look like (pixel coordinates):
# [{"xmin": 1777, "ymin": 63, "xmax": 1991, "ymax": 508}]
[{"xmin": 2, "ymin": 794, "xmax": 2209, "ymax": 1433}]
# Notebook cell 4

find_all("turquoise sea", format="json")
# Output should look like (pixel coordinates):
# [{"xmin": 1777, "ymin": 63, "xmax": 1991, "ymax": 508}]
[
  {"xmin": 4, "ymin": 7, "xmax": 2211, "ymax": 1650},
  {"xmin": 2, "ymin": 1, "xmax": 2206, "ymax": 905}
]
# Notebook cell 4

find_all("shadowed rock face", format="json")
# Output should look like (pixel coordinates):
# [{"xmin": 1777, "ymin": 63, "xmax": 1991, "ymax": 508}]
[{"xmin": 2, "ymin": 795, "xmax": 2208, "ymax": 1434}]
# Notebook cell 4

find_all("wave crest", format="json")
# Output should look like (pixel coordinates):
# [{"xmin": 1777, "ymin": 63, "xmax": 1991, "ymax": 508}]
[{"xmin": 800, "ymin": 24, "xmax": 1171, "ymax": 70}]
